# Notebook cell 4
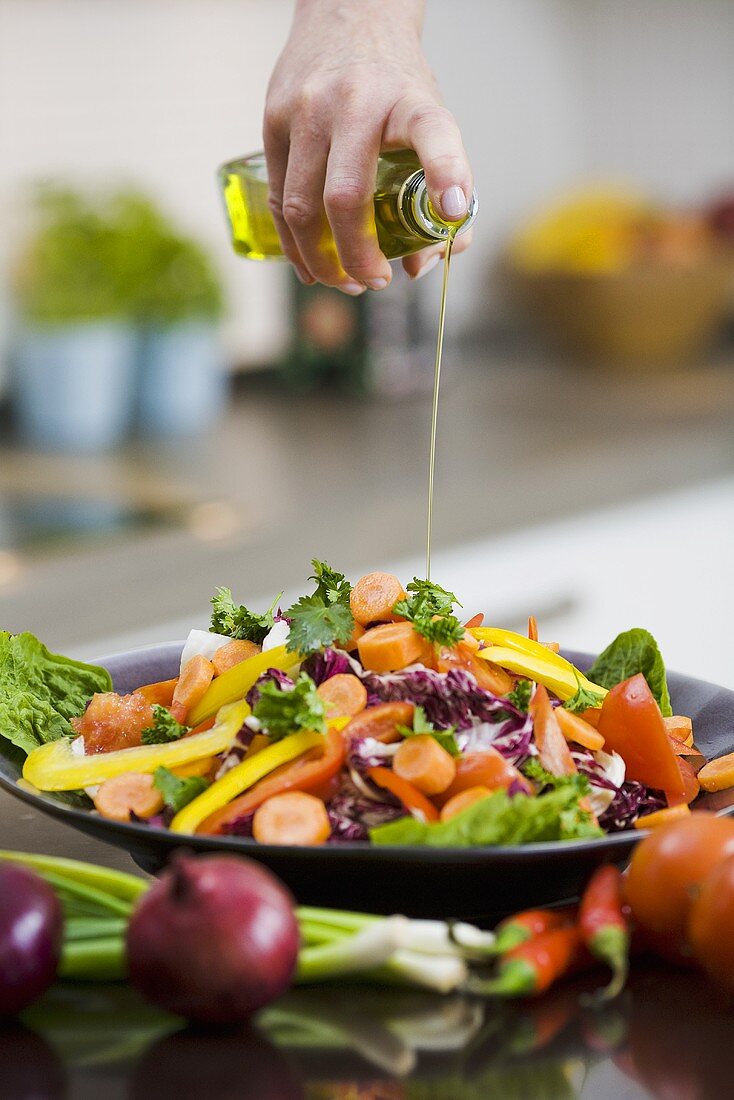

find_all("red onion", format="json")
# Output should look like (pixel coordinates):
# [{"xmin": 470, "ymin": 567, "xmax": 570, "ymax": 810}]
[
  {"xmin": 0, "ymin": 863, "xmax": 63, "ymax": 1017},
  {"xmin": 126, "ymin": 853, "xmax": 300, "ymax": 1023}
]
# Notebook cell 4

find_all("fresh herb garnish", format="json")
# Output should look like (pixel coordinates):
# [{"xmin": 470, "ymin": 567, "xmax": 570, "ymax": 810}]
[
  {"xmin": 507, "ymin": 679, "xmax": 533, "ymax": 713},
  {"xmin": 393, "ymin": 579, "xmax": 464, "ymax": 649},
  {"xmin": 141, "ymin": 705, "xmax": 189, "ymax": 745},
  {"xmin": 286, "ymin": 559, "xmax": 355, "ymax": 655},
  {"xmin": 587, "ymin": 628, "xmax": 671, "ymax": 716},
  {"xmin": 153, "ymin": 766, "xmax": 209, "ymax": 813},
  {"xmin": 563, "ymin": 675, "xmax": 605, "ymax": 715},
  {"xmin": 253, "ymin": 672, "xmax": 327, "ymax": 741},
  {"xmin": 210, "ymin": 587, "xmax": 282, "ymax": 645},
  {"xmin": 397, "ymin": 704, "xmax": 459, "ymax": 757}
]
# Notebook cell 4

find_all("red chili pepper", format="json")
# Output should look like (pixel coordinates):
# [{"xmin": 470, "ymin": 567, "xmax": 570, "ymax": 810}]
[
  {"xmin": 493, "ymin": 903, "xmax": 577, "ymax": 955},
  {"xmin": 578, "ymin": 864, "xmax": 630, "ymax": 1001},
  {"xmin": 468, "ymin": 925, "xmax": 587, "ymax": 998}
]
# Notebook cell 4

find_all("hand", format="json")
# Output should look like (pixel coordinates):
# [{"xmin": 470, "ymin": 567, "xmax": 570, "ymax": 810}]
[{"xmin": 263, "ymin": 0, "xmax": 473, "ymax": 293}]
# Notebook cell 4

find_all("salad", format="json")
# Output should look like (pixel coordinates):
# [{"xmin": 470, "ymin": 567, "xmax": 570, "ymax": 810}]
[{"xmin": 3, "ymin": 560, "xmax": 726, "ymax": 847}]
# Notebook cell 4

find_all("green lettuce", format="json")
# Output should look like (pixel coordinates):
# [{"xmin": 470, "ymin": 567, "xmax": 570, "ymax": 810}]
[
  {"xmin": 370, "ymin": 780, "xmax": 601, "ymax": 848},
  {"xmin": 0, "ymin": 631, "xmax": 112, "ymax": 756},
  {"xmin": 587, "ymin": 627, "xmax": 672, "ymax": 716}
]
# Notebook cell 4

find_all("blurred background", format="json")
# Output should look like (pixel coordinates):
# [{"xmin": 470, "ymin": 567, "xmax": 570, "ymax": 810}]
[{"xmin": 0, "ymin": 0, "xmax": 733, "ymax": 685}]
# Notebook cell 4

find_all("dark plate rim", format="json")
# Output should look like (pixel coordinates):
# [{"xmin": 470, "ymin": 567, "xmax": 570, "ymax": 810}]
[{"xmin": 1, "ymin": 641, "xmax": 732, "ymax": 862}]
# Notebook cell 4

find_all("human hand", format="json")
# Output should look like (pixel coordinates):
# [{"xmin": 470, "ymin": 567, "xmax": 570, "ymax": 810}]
[{"xmin": 263, "ymin": 0, "xmax": 473, "ymax": 293}]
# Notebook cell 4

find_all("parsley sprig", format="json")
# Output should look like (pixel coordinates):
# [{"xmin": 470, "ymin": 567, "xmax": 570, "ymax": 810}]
[
  {"xmin": 253, "ymin": 672, "xmax": 327, "ymax": 741},
  {"xmin": 141, "ymin": 705, "xmax": 189, "ymax": 745},
  {"xmin": 396, "ymin": 704, "xmax": 459, "ymax": 757},
  {"xmin": 563, "ymin": 674, "xmax": 605, "ymax": 715},
  {"xmin": 286, "ymin": 559, "xmax": 355, "ymax": 655},
  {"xmin": 392, "ymin": 579, "xmax": 464, "ymax": 649},
  {"xmin": 507, "ymin": 679, "xmax": 533, "ymax": 713},
  {"xmin": 210, "ymin": 587, "xmax": 282, "ymax": 645}
]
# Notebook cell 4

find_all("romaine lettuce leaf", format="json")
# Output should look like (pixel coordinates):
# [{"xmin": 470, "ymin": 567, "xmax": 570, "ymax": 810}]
[
  {"xmin": 370, "ymin": 781, "xmax": 601, "ymax": 848},
  {"xmin": 0, "ymin": 631, "xmax": 112, "ymax": 756},
  {"xmin": 587, "ymin": 628, "xmax": 672, "ymax": 716}
]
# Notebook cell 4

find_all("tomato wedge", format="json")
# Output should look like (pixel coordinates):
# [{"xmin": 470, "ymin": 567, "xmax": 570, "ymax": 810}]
[
  {"xmin": 530, "ymin": 685, "xmax": 576, "ymax": 777},
  {"xmin": 197, "ymin": 726, "xmax": 346, "ymax": 835},
  {"xmin": 438, "ymin": 642, "xmax": 514, "ymax": 696},
  {"xmin": 435, "ymin": 749, "xmax": 531, "ymax": 807},
  {"xmin": 367, "ymin": 766, "xmax": 439, "ymax": 823},
  {"xmin": 597, "ymin": 674, "xmax": 684, "ymax": 796}
]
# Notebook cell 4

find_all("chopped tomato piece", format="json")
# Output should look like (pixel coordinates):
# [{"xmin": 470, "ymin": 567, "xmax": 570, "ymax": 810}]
[
  {"xmin": 436, "ymin": 748, "xmax": 531, "ymax": 807},
  {"xmin": 72, "ymin": 691, "xmax": 154, "ymax": 754},
  {"xmin": 367, "ymin": 766, "xmax": 439, "ymax": 823},
  {"xmin": 597, "ymin": 674, "xmax": 684, "ymax": 796},
  {"xmin": 342, "ymin": 702, "xmax": 414, "ymax": 744}
]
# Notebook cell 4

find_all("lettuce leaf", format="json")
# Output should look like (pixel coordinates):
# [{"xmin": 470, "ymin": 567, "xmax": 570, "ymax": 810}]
[
  {"xmin": 0, "ymin": 631, "xmax": 112, "ymax": 756},
  {"xmin": 370, "ymin": 781, "xmax": 601, "ymax": 848},
  {"xmin": 587, "ymin": 628, "xmax": 672, "ymax": 716}
]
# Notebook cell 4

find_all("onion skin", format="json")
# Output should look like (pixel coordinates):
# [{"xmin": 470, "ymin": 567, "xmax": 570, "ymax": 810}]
[
  {"xmin": 0, "ymin": 864, "xmax": 63, "ymax": 1017},
  {"xmin": 126, "ymin": 853, "xmax": 300, "ymax": 1024}
]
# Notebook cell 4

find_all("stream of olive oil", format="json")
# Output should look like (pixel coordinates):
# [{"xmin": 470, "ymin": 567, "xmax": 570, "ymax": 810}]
[{"xmin": 425, "ymin": 229, "xmax": 456, "ymax": 581}]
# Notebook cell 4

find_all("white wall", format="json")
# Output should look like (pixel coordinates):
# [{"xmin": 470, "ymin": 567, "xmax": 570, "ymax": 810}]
[{"xmin": 1, "ymin": 0, "xmax": 732, "ymax": 362}]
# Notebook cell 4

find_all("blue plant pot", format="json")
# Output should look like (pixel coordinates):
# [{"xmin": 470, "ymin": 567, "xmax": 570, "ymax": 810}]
[
  {"xmin": 136, "ymin": 320, "xmax": 227, "ymax": 436},
  {"xmin": 12, "ymin": 321, "xmax": 136, "ymax": 452}
]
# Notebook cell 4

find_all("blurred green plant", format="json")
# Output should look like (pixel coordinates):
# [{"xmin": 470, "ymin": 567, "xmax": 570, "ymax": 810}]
[{"xmin": 13, "ymin": 185, "xmax": 224, "ymax": 326}]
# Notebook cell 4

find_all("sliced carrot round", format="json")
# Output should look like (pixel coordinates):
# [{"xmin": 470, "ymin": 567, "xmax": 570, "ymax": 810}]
[
  {"xmin": 634, "ymin": 803, "xmax": 692, "ymax": 830},
  {"xmin": 252, "ymin": 791, "xmax": 331, "ymax": 846},
  {"xmin": 343, "ymin": 702, "xmax": 415, "ymax": 744},
  {"xmin": 393, "ymin": 734, "xmax": 456, "ymax": 796},
  {"xmin": 171, "ymin": 655, "xmax": 215, "ymax": 724},
  {"xmin": 440, "ymin": 786, "xmax": 492, "ymax": 822},
  {"xmin": 357, "ymin": 622, "xmax": 431, "ymax": 674},
  {"xmin": 93, "ymin": 772, "xmax": 164, "ymax": 822},
  {"xmin": 697, "ymin": 752, "xmax": 734, "ymax": 793},
  {"xmin": 316, "ymin": 673, "xmax": 368, "ymax": 719},
  {"xmin": 663, "ymin": 715, "xmax": 694, "ymax": 747},
  {"xmin": 556, "ymin": 707, "xmax": 605, "ymax": 752},
  {"xmin": 212, "ymin": 639, "xmax": 261, "ymax": 676},
  {"xmin": 350, "ymin": 572, "xmax": 406, "ymax": 626}
]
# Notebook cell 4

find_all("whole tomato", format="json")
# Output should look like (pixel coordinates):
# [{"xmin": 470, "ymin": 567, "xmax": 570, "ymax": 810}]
[
  {"xmin": 625, "ymin": 811, "xmax": 734, "ymax": 963},
  {"xmin": 687, "ymin": 853, "xmax": 734, "ymax": 992}
]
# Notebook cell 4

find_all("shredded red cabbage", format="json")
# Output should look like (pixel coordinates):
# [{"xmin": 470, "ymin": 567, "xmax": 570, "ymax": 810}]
[
  {"xmin": 599, "ymin": 782, "xmax": 667, "ymax": 832},
  {"xmin": 326, "ymin": 778, "xmax": 405, "ymax": 842},
  {"xmin": 360, "ymin": 666, "xmax": 525, "ymax": 731},
  {"xmin": 301, "ymin": 648, "xmax": 353, "ymax": 686},
  {"xmin": 245, "ymin": 668, "xmax": 295, "ymax": 708}
]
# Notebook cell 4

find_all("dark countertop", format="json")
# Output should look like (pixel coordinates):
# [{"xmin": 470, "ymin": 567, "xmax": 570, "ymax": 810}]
[{"xmin": 3, "ymin": 795, "xmax": 733, "ymax": 1100}]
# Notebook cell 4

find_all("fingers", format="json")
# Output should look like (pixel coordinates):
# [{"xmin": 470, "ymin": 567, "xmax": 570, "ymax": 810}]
[
  {"xmin": 262, "ymin": 112, "xmax": 314, "ymax": 284},
  {"xmin": 324, "ymin": 122, "xmax": 392, "ymax": 290},
  {"xmin": 401, "ymin": 228, "xmax": 472, "ymax": 280},
  {"xmin": 389, "ymin": 96, "xmax": 473, "ymax": 224}
]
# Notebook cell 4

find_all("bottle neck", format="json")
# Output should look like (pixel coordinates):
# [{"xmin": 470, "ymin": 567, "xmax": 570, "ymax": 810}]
[{"xmin": 398, "ymin": 170, "xmax": 478, "ymax": 243}]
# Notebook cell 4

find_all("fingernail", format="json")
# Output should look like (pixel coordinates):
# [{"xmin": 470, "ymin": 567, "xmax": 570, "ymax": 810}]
[
  {"xmin": 365, "ymin": 277, "xmax": 389, "ymax": 291},
  {"xmin": 413, "ymin": 253, "xmax": 441, "ymax": 281},
  {"xmin": 295, "ymin": 267, "xmax": 315, "ymax": 285},
  {"xmin": 341, "ymin": 281, "xmax": 366, "ymax": 296},
  {"xmin": 441, "ymin": 185, "xmax": 468, "ymax": 221}
]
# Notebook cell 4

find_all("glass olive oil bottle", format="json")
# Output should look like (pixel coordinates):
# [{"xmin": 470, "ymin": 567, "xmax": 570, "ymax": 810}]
[{"xmin": 218, "ymin": 149, "xmax": 477, "ymax": 260}]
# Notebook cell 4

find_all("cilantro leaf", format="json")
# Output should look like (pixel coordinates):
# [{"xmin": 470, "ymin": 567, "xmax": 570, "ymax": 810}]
[
  {"xmin": 587, "ymin": 628, "xmax": 671, "ymax": 716},
  {"xmin": 153, "ymin": 766, "xmax": 209, "ymax": 813},
  {"xmin": 507, "ymin": 679, "xmax": 532, "ymax": 713},
  {"xmin": 287, "ymin": 595, "xmax": 354, "ymax": 655},
  {"xmin": 210, "ymin": 587, "xmax": 281, "ymax": 645},
  {"xmin": 253, "ymin": 671, "xmax": 327, "ymax": 741},
  {"xmin": 396, "ymin": 704, "xmax": 460, "ymax": 756},
  {"xmin": 309, "ymin": 559, "xmax": 352, "ymax": 606},
  {"xmin": 141, "ymin": 705, "xmax": 189, "ymax": 745},
  {"xmin": 563, "ymin": 677, "xmax": 605, "ymax": 714},
  {"xmin": 392, "ymin": 578, "xmax": 464, "ymax": 649}
]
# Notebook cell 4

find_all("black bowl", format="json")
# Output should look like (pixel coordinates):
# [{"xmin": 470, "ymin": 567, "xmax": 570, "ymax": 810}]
[{"xmin": 2, "ymin": 643, "xmax": 733, "ymax": 920}]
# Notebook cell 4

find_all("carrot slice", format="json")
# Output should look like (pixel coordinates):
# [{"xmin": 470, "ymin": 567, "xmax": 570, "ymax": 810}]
[
  {"xmin": 697, "ymin": 752, "xmax": 734, "ymax": 793},
  {"xmin": 345, "ymin": 621, "xmax": 366, "ymax": 651},
  {"xmin": 464, "ymin": 613, "xmax": 485, "ymax": 629},
  {"xmin": 578, "ymin": 707, "xmax": 602, "ymax": 729},
  {"xmin": 668, "ymin": 734, "xmax": 694, "ymax": 756},
  {"xmin": 530, "ymin": 685, "xmax": 577, "ymax": 777},
  {"xmin": 172, "ymin": 756, "xmax": 216, "ymax": 779},
  {"xmin": 440, "ymin": 786, "xmax": 492, "ymax": 822},
  {"xmin": 663, "ymin": 716, "xmax": 694, "ymax": 747},
  {"xmin": 317, "ymin": 673, "xmax": 368, "ymax": 719},
  {"xmin": 212, "ymin": 639, "xmax": 261, "ymax": 676},
  {"xmin": 438, "ymin": 643, "xmax": 514, "ymax": 695},
  {"xmin": 556, "ymin": 707, "xmax": 605, "ymax": 752},
  {"xmin": 393, "ymin": 734, "xmax": 457, "ymax": 796},
  {"xmin": 435, "ymin": 749, "xmax": 531, "ymax": 807},
  {"xmin": 171, "ymin": 655, "xmax": 215, "ymax": 724},
  {"xmin": 357, "ymin": 622, "xmax": 431, "ymax": 673},
  {"xmin": 528, "ymin": 615, "xmax": 539, "ymax": 642},
  {"xmin": 343, "ymin": 702, "xmax": 415, "ymax": 744},
  {"xmin": 136, "ymin": 678, "xmax": 178, "ymax": 707},
  {"xmin": 634, "ymin": 803, "xmax": 692, "ymax": 830},
  {"xmin": 367, "ymin": 766, "xmax": 439, "ymax": 823},
  {"xmin": 350, "ymin": 572, "xmax": 407, "ymax": 626},
  {"xmin": 252, "ymin": 791, "xmax": 331, "ymax": 846},
  {"xmin": 93, "ymin": 772, "xmax": 164, "ymax": 822}
]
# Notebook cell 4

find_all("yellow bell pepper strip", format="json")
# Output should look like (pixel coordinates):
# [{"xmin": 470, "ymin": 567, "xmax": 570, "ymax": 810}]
[
  {"xmin": 23, "ymin": 701, "xmax": 249, "ymax": 793},
  {"xmin": 470, "ymin": 628, "xmax": 580, "ymax": 673},
  {"xmin": 187, "ymin": 644, "xmax": 301, "ymax": 727},
  {"xmin": 473, "ymin": 646, "xmax": 607, "ymax": 704},
  {"xmin": 169, "ymin": 728, "xmax": 324, "ymax": 835}
]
